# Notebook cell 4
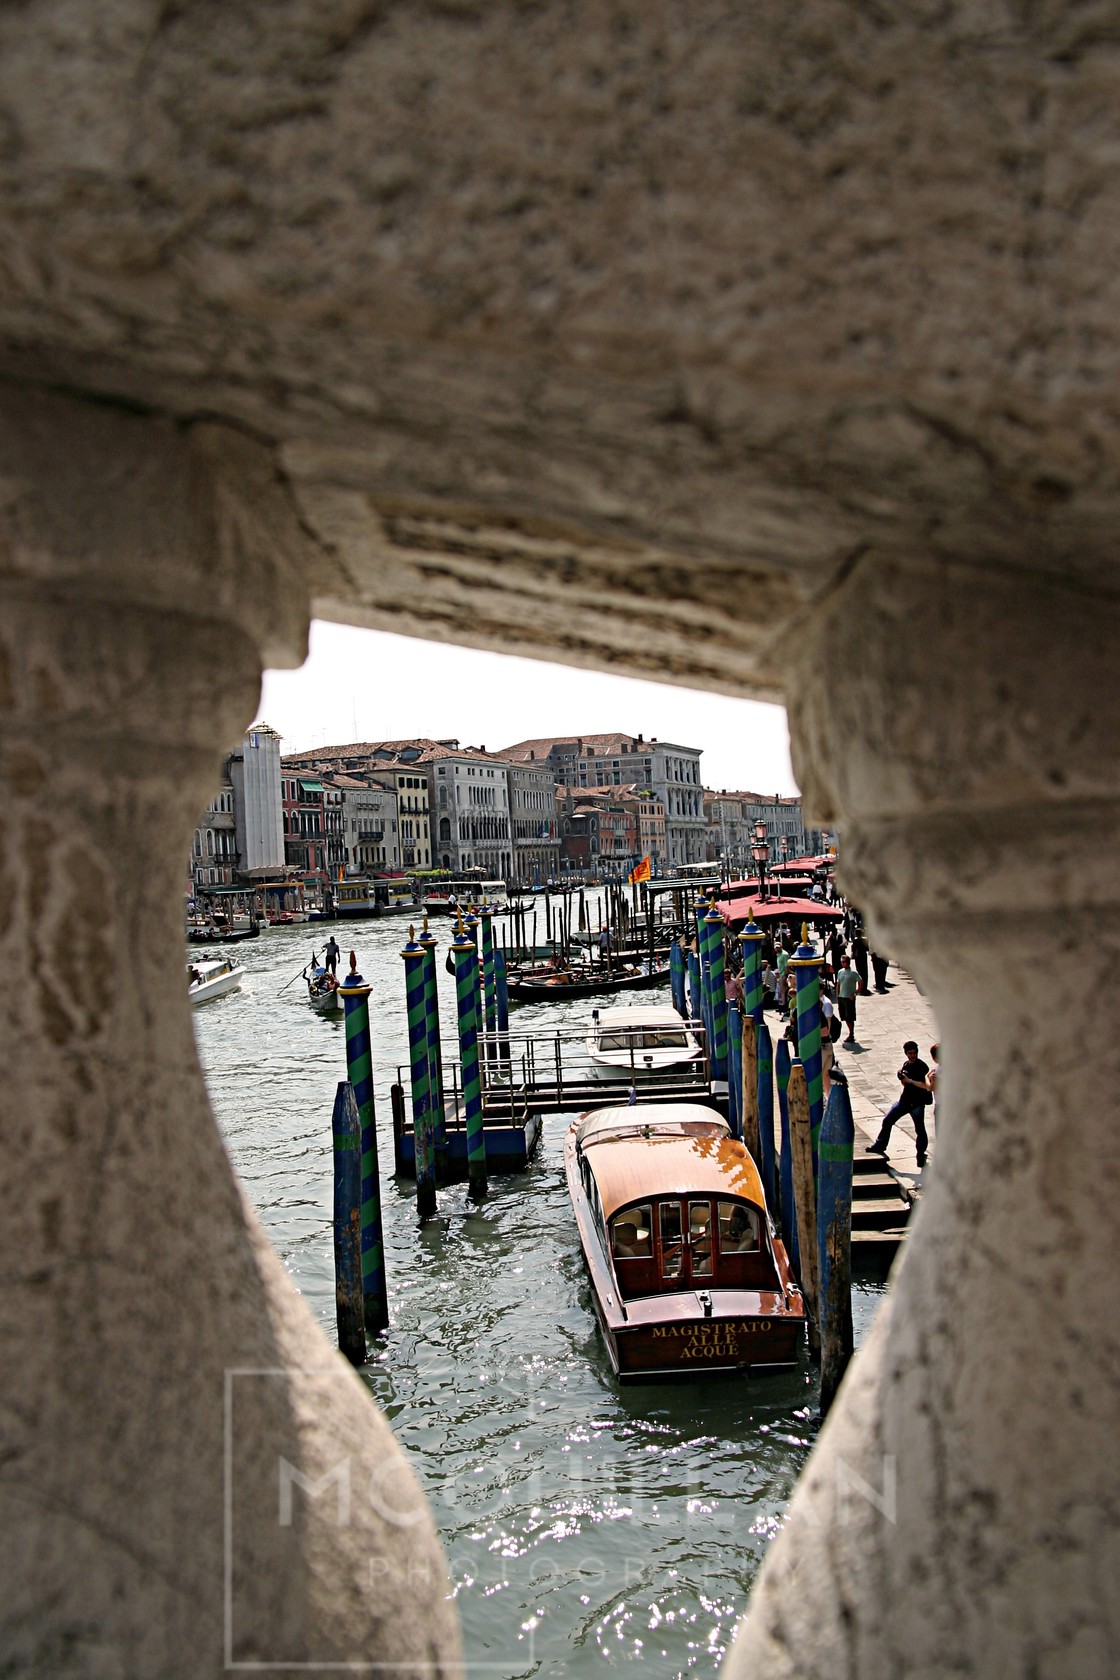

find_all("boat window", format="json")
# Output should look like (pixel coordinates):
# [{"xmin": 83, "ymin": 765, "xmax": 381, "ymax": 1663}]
[
  {"xmin": 689, "ymin": 1201, "xmax": 713, "ymax": 1276},
  {"xmin": 718, "ymin": 1201, "xmax": 760, "ymax": 1254},
  {"xmin": 659, "ymin": 1201, "xmax": 684, "ymax": 1278},
  {"xmin": 612, "ymin": 1206, "xmax": 652, "ymax": 1260}
]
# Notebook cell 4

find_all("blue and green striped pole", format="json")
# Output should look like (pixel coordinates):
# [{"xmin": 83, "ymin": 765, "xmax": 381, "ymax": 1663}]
[
  {"xmin": 817, "ymin": 1076, "xmax": 855, "ymax": 1415},
  {"xmin": 338, "ymin": 954, "xmax": 389, "ymax": 1330},
  {"xmin": 704, "ymin": 903, "xmax": 729, "ymax": 1082},
  {"xmin": 756, "ymin": 1019, "xmax": 777, "ymax": 1215},
  {"xmin": 727, "ymin": 1000, "xmax": 743, "ymax": 1139},
  {"xmin": 739, "ymin": 915, "xmax": 765, "ymax": 1026},
  {"xmin": 417, "ymin": 919, "xmax": 449, "ymax": 1185},
  {"xmin": 452, "ymin": 917, "xmax": 487, "ymax": 1199},
  {"xmin": 330, "ymin": 1079, "xmax": 366, "ymax": 1363},
  {"xmin": 776, "ymin": 1035, "xmax": 798, "ymax": 1273},
  {"xmin": 401, "ymin": 928, "xmax": 437, "ymax": 1218},
  {"xmin": 790, "ymin": 924, "xmax": 824, "ymax": 1177}
]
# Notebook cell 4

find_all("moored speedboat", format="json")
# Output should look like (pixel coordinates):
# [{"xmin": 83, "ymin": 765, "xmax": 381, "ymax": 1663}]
[
  {"xmin": 187, "ymin": 956, "xmax": 245, "ymax": 1006},
  {"xmin": 564, "ymin": 1103, "xmax": 805, "ymax": 1380},
  {"xmin": 585, "ymin": 1004, "xmax": 702, "ymax": 1082}
]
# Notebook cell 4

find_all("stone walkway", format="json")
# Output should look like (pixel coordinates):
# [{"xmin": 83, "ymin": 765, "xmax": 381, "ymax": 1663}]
[{"xmin": 826, "ymin": 962, "xmax": 940, "ymax": 1186}]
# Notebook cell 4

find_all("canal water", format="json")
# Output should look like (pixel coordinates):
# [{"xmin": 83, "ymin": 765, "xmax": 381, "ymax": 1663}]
[{"xmin": 193, "ymin": 907, "xmax": 884, "ymax": 1680}]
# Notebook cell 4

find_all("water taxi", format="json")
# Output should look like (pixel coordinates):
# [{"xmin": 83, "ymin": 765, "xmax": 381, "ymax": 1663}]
[
  {"xmin": 187, "ymin": 956, "xmax": 245, "ymax": 1007},
  {"xmin": 585, "ymin": 1004, "xmax": 702, "ymax": 1083},
  {"xmin": 336, "ymin": 879, "xmax": 381, "ymax": 919},
  {"xmin": 564, "ymin": 1103, "xmax": 805, "ymax": 1380}
]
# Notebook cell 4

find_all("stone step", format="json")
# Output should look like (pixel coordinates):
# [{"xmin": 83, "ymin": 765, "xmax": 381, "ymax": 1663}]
[
  {"xmin": 852, "ymin": 1172, "xmax": 901, "ymax": 1199},
  {"xmin": 851, "ymin": 1198, "xmax": 913, "ymax": 1230}
]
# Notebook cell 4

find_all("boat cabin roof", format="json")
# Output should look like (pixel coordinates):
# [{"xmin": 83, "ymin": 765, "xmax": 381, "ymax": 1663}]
[
  {"xmin": 592, "ymin": 1005, "xmax": 687, "ymax": 1030},
  {"xmin": 574, "ymin": 1104, "xmax": 766, "ymax": 1221}
]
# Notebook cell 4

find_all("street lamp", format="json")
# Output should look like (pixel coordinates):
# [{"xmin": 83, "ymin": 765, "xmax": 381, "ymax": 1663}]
[{"xmin": 751, "ymin": 819, "xmax": 770, "ymax": 901}]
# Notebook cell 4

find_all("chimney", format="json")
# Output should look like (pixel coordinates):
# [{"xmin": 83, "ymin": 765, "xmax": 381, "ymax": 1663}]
[
  {"xmin": 638, "ymin": 733, "xmax": 643, "ymax": 743},
  {"xmin": 529, "ymin": 749, "xmax": 535, "ymax": 760}
]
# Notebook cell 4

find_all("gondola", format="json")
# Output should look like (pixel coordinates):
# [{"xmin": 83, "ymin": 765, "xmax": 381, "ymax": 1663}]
[{"xmin": 505, "ymin": 959, "xmax": 670, "ymax": 1003}]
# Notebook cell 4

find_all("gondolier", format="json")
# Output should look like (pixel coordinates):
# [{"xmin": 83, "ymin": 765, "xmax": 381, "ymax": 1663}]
[{"xmin": 324, "ymin": 935, "xmax": 341, "ymax": 975}]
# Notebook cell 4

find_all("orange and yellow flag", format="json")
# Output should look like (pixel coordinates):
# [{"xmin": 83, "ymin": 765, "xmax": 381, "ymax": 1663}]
[{"xmin": 629, "ymin": 856, "xmax": 652, "ymax": 884}]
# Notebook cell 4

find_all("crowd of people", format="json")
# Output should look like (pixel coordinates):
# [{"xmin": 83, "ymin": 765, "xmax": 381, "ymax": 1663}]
[{"xmin": 721, "ymin": 902, "xmax": 938, "ymax": 1169}]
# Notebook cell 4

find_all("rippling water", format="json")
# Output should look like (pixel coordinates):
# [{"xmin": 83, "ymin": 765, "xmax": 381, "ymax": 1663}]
[{"xmin": 194, "ymin": 907, "xmax": 884, "ymax": 1679}]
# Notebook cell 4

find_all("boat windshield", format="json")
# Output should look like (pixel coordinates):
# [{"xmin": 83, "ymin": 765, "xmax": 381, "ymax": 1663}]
[{"xmin": 598, "ymin": 1029, "xmax": 690, "ymax": 1051}]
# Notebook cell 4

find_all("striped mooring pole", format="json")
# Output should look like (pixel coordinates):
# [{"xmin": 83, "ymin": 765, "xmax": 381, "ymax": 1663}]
[
  {"xmin": 727, "ymin": 1000, "xmax": 742, "ymax": 1139},
  {"xmin": 817, "ymin": 1074, "xmax": 855, "ymax": 1415},
  {"xmin": 451, "ymin": 917, "xmax": 487, "ymax": 1199},
  {"xmin": 776, "ymin": 1035, "xmax": 799, "ymax": 1274},
  {"xmin": 789, "ymin": 923, "xmax": 824, "ymax": 1176},
  {"xmin": 338, "ymin": 953, "xmax": 389, "ymax": 1332},
  {"xmin": 739, "ymin": 914, "xmax": 765, "ymax": 1026},
  {"xmin": 417, "ymin": 919, "xmax": 449, "ymax": 1185},
  {"xmin": 704, "ymin": 903, "xmax": 729, "ymax": 1082},
  {"xmin": 401, "ymin": 927, "xmax": 437, "ymax": 1218},
  {"xmin": 670, "ymin": 938, "xmax": 687, "ymax": 1020},
  {"xmin": 788, "ymin": 1057, "xmax": 821, "ymax": 1357},
  {"xmin": 329, "ymin": 1079, "xmax": 366, "ymax": 1364},
  {"xmin": 755, "ymin": 1018, "xmax": 777, "ymax": 1216}
]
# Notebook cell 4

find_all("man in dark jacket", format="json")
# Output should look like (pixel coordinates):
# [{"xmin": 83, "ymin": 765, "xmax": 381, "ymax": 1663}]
[{"xmin": 869, "ymin": 1041, "xmax": 931, "ymax": 1167}]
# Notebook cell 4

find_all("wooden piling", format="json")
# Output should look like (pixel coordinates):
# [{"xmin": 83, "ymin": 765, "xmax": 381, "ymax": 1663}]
[
  {"xmin": 727, "ymin": 1001, "xmax": 742, "ymax": 1139},
  {"xmin": 756, "ymin": 1019, "xmax": 777, "ymax": 1213},
  {"xmin": 776, "ymin": 1036, "xmax": 799, "ymax": 1274},
  {"xmin": 740, "ymin": 1013, "xmax": 759, "ymax": 1161},
  {"xmin": 331, "ymin": 1080, "xmax": 366, "ymax": 1365},
  {"xmin": 390, "ymin": 1081, "xmax": 406, "ymax": 1176},
  {"xmin": 817, "ymin": 1078, "xmax": 855, "ymax": 1414},
  {"xmin": 788, "ymin": 1059, "xmax": 821, "ymax": 1357}
]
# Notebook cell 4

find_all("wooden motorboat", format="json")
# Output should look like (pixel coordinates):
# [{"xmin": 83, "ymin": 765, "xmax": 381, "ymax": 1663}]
[
  {"xmin": 187, "ymin": 956, "xmax": 245, "ymax": 1006},
  {"xmin": 584, "ymin": 1004, "xmax": 703, "ymax": 1083},
  {"xmin": 565, "ymin": 1103, "xmax": 805, "ymax": 1380},
  {"xmin": 306, "ymin": 964, "xmax": 342, "ymax": 1014}
]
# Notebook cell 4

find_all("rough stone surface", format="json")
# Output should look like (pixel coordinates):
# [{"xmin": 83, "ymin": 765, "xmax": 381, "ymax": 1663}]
[
  {"xmin": 1, "ymin": 3, "xmax": 1119, "ymax": 692},
  {"xmin": 1, "ymin": 6, "xmax": 1120, "ymax": 1675},
  {"xmin": 0, "ymin": 405, "xmax": 460, "ymax": 1675},
  {"xmin": 726, "ymin": 560, "xmax": 1120, "ymax": 1679}
]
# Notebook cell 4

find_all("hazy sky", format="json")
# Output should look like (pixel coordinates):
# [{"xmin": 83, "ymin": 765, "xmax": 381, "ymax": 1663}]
[{"xmin": 259, "ymin": 622, "xmax": 798, "ymax": 795}]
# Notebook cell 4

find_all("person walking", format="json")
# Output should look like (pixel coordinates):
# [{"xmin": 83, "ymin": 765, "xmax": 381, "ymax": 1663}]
[
  {"xmin": 851, "ymin": 931, "xmax": 870, "ymax": 994},
  {"xmin": 323, "ymin": 934, "xmax": 341, "ymax": 976},
  {"xmin": 869, "ymin": 1041, "xmax": 932, "ymax": 1168},
  {"xmin": 835, "ymin": 958, "xmax": 860, "ymax": 1044},
  {"xmin": 870, "ymin": 950, "xmax": 890, "ymax": 991}
]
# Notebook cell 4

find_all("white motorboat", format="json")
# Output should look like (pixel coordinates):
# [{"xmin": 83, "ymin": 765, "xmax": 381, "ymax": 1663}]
[
  {"xmin": 584, "ymin": 1004, "xmax": 703, "ymax": 1083},
  {"xmin": 187, "ymin": 956, "xmax": 245, "ymax": 1006}
]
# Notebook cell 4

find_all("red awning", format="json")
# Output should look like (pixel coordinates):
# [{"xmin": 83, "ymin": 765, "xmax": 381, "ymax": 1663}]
[{"xmin": 718, "ymin": 892, "xmax": 843, "ymax": 926}]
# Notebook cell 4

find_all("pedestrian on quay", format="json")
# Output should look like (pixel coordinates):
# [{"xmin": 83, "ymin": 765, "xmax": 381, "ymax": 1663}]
[
  {"xmin": 871, "ymin": 950, "xmax": 890, "ymax": 991},
  {"xmin": 869, "ymin": 1041, "xmax": 932, "ymax": 1168},
  {"xmin": 835, "ymin": 957, "xmax": 860, "ymax": 1044},
  {"xmin": 852, "ymin": 931, "xmax": 870, "ymax": 994},
  {"xmin": 927, "ymin": 1043, "xmax": 941, "ymax": 1125},
  {"xmin": 324, "ymin": 935, "xmax": 341, "ymax": 976},
  {"xmin": 828, "ymin": 928, "xmax": 846, "ymax": 979}
]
